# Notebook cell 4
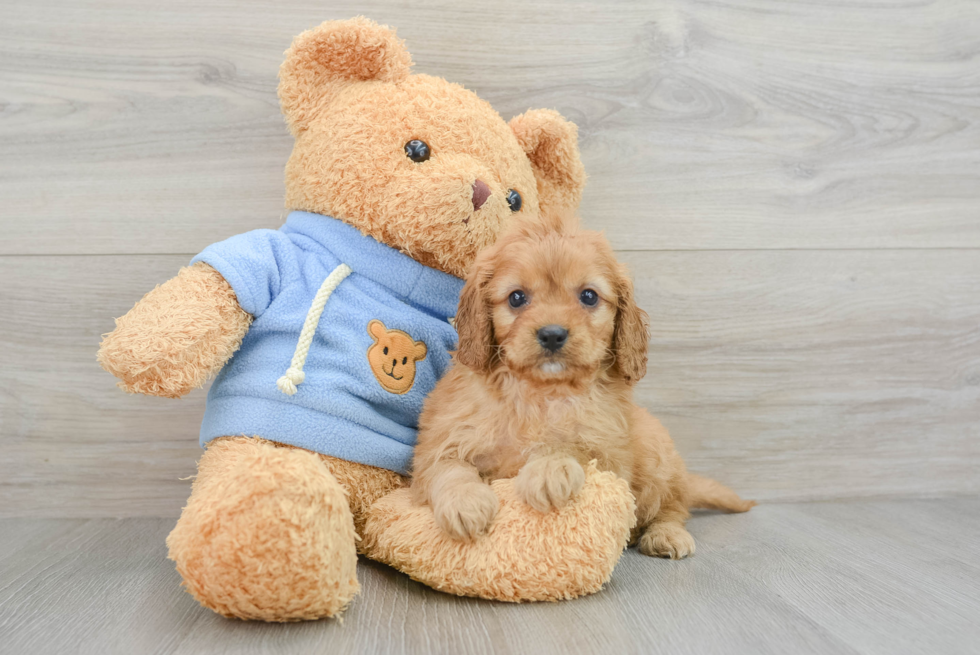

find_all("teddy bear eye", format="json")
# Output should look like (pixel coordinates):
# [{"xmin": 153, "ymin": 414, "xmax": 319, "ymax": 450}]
[
  {"xmin": 506, "ymin": 189, "xmax": 522, "ymax": 212},
  {"xmin": 580, "ymin": 289, "xmax": 599, "ymax": 306},
  {"xmin": 508, "ymin": 290, "xmax": 527, "ymax": 308},
  {"xmin": 383, "ymin": 346, "xmax": 389, "ymax": 355},
  {"xmin": 404, "ymin": 139, "xmax": 430, "ymax": 163},
  {"xmin": 402, "ymin": 357, "xmax": 408, "ymax": 365}
]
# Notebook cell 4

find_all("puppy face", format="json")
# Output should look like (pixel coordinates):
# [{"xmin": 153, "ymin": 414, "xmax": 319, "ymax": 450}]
[{"xmin": 455, "ymin": 223, "xmax": 650, "ymax": 385}]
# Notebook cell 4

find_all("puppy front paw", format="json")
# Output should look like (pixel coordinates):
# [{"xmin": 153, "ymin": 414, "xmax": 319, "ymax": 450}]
[
  {"xmin": 515, "ymin": 455, "xmax": 586, "ymax": 513},
  {"xmin": 432, "ymin": 482, "xmax": 499, "ymax": 541},
  {"xmin": 639, "ymin": 522, "xmax": 696, "ymax": 559}
]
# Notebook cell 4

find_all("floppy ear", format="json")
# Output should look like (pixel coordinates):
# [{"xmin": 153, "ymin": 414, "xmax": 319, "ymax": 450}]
[
  {"xmin": 454, "ymin": 256, "xmax": 495, "ymax": 372},
  {"xmin": 613, "ymin": 264, "xmax": 650, "ymax": 385},
  {"xmin": 413, "ymin": 340, "xmax": 428, "ymax": 362},
  {"xmin": 278, "ymin": 17, "xmax": 413, "ymax": 135},
  {"xmin": 368, "ymin": 319, "xmax": 386, "ymax": 342},
  {"xmin": 509, "ymin": 109, "xmax": 587, "ymax": 220}
]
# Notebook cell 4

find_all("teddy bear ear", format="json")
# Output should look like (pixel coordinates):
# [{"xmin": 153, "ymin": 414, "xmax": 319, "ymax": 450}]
[
  {"xmin": 509, "ymin": 109, "xmax": 587, "ymax": 220},
  {"xmin": 367, "ymin": 319, "xmax": 386, "ymax": 341},
  {"xmin": 278, "ymin": 17, "xmax": 413, "ymax": 135}
]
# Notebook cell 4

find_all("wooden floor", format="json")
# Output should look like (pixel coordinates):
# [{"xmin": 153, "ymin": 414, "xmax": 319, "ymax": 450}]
[
  {"xmin": 2, "ymin": 2, "xmax": 979, "ymax": 654},
  {"xmin": 2, "ymin": 498, "xmax": 978, "ymax": 655}
]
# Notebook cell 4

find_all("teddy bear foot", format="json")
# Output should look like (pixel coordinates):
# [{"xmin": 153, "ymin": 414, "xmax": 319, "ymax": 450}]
[
  {"xmin": 360, "ymin": 463, "xmax": 637, "ymax": 602},
  {"xmin": 166, "ymin": 437, "xmax": 359, "ymax": 621}
]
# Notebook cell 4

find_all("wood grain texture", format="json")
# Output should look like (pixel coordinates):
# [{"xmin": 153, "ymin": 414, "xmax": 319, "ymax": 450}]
[
  {"xmin": 2, "ymin": 500, "xmax": 979, "ymax": 654},
  {"xmin": 1, "ymin": 251, "xmax": 977, "ymax": 517},
  {"xmin": 1, "ymin": 0, "xmax": 979, "ymax": 254},
  {"xmin": 1, "ymin": 0, "xmax": 979, "ymax": 514}
]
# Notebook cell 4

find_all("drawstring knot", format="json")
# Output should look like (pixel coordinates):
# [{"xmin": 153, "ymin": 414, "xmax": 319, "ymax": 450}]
[
  {"xmin": 277, "ymin": 263, "xmax": 352, "ymax": 395},
  {"xmin": 276, "ymin": 367, "xmax": 306, "ymax": 395}
]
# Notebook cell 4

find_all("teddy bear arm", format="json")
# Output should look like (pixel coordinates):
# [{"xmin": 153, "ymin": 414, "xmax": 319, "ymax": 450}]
[{"xmin": 97, "ymin": 262, "xmax": 252, "ymax": 398}]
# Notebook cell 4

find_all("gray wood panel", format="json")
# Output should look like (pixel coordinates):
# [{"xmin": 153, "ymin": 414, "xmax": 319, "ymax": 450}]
[
  {"xmin": 2, "ymin": 499, "xmax": 979, "ymax": 654},
  {"xmin": 1, "ymin": 0, "xmax": 979, "ymax": 254},
  {"xmin": 2, "ymin": 251, "xmax": 977, "ymax": 517},
  {"xmin": 2, "ymin": 0, "xmax": 979, "ymax": 514},
  {"xmin": 626, "ymin": 248, "xmax": 980, "ymax": 502}
]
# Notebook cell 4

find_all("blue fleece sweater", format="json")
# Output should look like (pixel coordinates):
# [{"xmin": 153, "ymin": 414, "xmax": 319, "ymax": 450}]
[{"xmin": 190, "ymin": 211, "xmax": 464, "ymax": 475}]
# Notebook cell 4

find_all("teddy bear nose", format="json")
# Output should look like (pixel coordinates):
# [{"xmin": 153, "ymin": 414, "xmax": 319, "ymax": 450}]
[{"xmin": 472, "ymin": 179, "xmax": 491, "ymax": 211}]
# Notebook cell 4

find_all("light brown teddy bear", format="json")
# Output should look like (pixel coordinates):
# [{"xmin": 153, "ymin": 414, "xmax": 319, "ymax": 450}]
[{"xmin": 98, "ymin": 17, "xmax": 636, "ymax": 621}]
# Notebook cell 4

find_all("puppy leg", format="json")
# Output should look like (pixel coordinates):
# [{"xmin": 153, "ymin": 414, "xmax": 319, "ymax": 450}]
[
  {"xmin": 515, "ymin": 453, "xmax": 586, "ymax": 513},
  {"xmin": 427, "ymin": 460, "xmax": 500, "ymax": 540},
  {"xmin": 630, "ymin": 407, "xmax": 696, "ymax": 559},
  {"xmin": 638, "ymin": 498, "xmax": 696, "ymax": 559}
]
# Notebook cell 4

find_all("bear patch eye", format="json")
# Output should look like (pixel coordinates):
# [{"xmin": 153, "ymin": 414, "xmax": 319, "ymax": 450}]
[
  {"xmin": 508, "ymin": 290, "xmax": 527, "ymax": 308},
  {"xmin": 580, "ymin": 289, "xmax": 599, "ymax": 306},
  {"xmin": 383, "ymin": 346, "xmax": 389, "ymax": 355},
  {"xmin": 405, "ymin": 139, "xmax": 430, "ymax": 163},
  {"xmin": 402, "ymin": 357, "xmax": 408, "ymax": 365},
  {"xmin": 506, "ymin": 189, "xmax": 522, "ymax": 212}
]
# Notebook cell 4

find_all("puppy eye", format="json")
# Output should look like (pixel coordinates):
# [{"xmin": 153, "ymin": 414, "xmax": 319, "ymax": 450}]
[
  {"xmin": 508, "ymin": 290, "xmax": 527, "ymax": 308},
  {"xmin": 580, "ymin": 289, "xmax": 599, "ymax": 306},
  {"xmin": 383, "ymin": 346, "xmax": 389, "ymax": 355},
  {"xmin": 506, "ymin": 189, "xmax": 522, "ymax": 212},
  {"xmin": 402, "ymin": 357, "xmax": 408, "ymax": 365},
  {"xmin": 404, "ymin": 140, "xmax": 431, "ymax": 163}
]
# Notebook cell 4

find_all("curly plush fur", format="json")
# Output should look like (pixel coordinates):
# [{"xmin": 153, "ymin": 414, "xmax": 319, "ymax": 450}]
[
  {"xmin": 361, "ymin": 463, "xmax": 635, "ymax": 602},
  {"xmin": 98, "ymin": 18, "xmax": 628, "ymax": 621},
  {"xmin": 166, "ymin": 437, "xmax": 360, "ymax": 621},
  {"xmin": 97, "ymin": 262, "xmax": 251, "ymax": 398},
  {"xmin": 280, "ymin": 18, "xmax": 585, "ymax": 279}
]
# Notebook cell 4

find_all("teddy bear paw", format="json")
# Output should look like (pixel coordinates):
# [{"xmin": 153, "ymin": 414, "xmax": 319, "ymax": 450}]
[{"xmin": 166, "ymin": 437, "xmax": 360, "ymax": 621}]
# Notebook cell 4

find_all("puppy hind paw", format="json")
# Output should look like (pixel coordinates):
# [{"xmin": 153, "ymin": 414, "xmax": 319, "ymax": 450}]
[
  {"xmin": 515, "ymin": 455, "xmax": 586, "ymax": 513},
  {"xmin": 639, "ymin": 523, "xmax": 696, "ymax": 560},
  {"xmin": 432, "ymin": 482, "xmax": 500, "ymax": 541}
]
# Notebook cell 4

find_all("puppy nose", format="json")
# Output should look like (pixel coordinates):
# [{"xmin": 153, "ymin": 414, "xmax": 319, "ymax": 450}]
[
  {"xmin": 537, "ymin": 325, "xmax": 568, "ymax": 352},
  {"xmin": 472, "ymin": 179, "xmax": 491, "ymax": 211}
]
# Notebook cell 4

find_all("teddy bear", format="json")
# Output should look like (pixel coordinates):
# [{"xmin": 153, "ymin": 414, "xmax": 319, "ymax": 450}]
[{"xmin": 97, "ymin": 17, "xmax": 636, "ymax": 621}]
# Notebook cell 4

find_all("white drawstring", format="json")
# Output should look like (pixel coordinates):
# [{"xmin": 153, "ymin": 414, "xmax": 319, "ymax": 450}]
[{"xmin": 277, "ymin": 263, "xmax": 352, "ymax": 395}]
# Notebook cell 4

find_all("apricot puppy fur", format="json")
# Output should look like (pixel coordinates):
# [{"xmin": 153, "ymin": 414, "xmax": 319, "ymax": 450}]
[{"xmin": 412, "ymin": 220, "xmax": 754, "ymax": 558}]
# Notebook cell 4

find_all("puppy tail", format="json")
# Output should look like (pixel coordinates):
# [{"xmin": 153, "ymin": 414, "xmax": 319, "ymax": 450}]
[{"xmin": 686, "ymin": 473, "xmax": 756, "ymax": 513}]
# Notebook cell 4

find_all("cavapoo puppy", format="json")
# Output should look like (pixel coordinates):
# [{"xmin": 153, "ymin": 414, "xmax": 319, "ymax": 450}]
[{"xmin": 412, "ymin": 219, "xmax": 754, "ymax": 558}]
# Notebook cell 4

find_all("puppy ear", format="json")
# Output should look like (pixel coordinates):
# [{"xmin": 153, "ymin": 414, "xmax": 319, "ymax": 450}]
[
  {"xmin": 613, "ymin": 264, "xmax": 650, "ymax": 385},
  {"xmin": 279, "ymin": 17, "xmax": 413, "ymax": 135},
  {"xmin": 509, "ymin": 109, "xmax": 587, "ymax": 221},
  {"xmin": 454, "ymin": 256, "xmax": 495, "ymax": 372}
]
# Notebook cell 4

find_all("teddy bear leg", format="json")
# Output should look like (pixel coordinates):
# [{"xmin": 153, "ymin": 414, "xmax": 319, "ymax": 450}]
[
  {"xmin": 316, "ymin": 454, "xmax": 406, "ymax": 547},
  {"xmin": 360, "ymin": 463, "xmax": 637, "ymax": 602},
  {"xmin": 166, "ymin": 436, "xmax": 359, "ymax": 621}
]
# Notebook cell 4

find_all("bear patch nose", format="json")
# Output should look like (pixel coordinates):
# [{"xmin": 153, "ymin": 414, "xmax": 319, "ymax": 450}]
[
  {"xmin": 472, "ymin": 179, "xmax": 491, "ymax": 211},
  {"xmin": 537, "ymin": 325, "xmax": 568, "ymax": 353}
]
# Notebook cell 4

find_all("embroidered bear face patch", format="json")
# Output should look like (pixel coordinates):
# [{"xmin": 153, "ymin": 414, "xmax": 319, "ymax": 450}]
[{"xmin": 367, "ymin": 319, "xmax": 428, "ymax": 394}]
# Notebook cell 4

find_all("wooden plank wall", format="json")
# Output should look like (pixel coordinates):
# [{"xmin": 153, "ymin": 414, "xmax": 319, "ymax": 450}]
[{"xmin": 2, "ymin": 0, "xmax": 978, "ymax": 517}]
